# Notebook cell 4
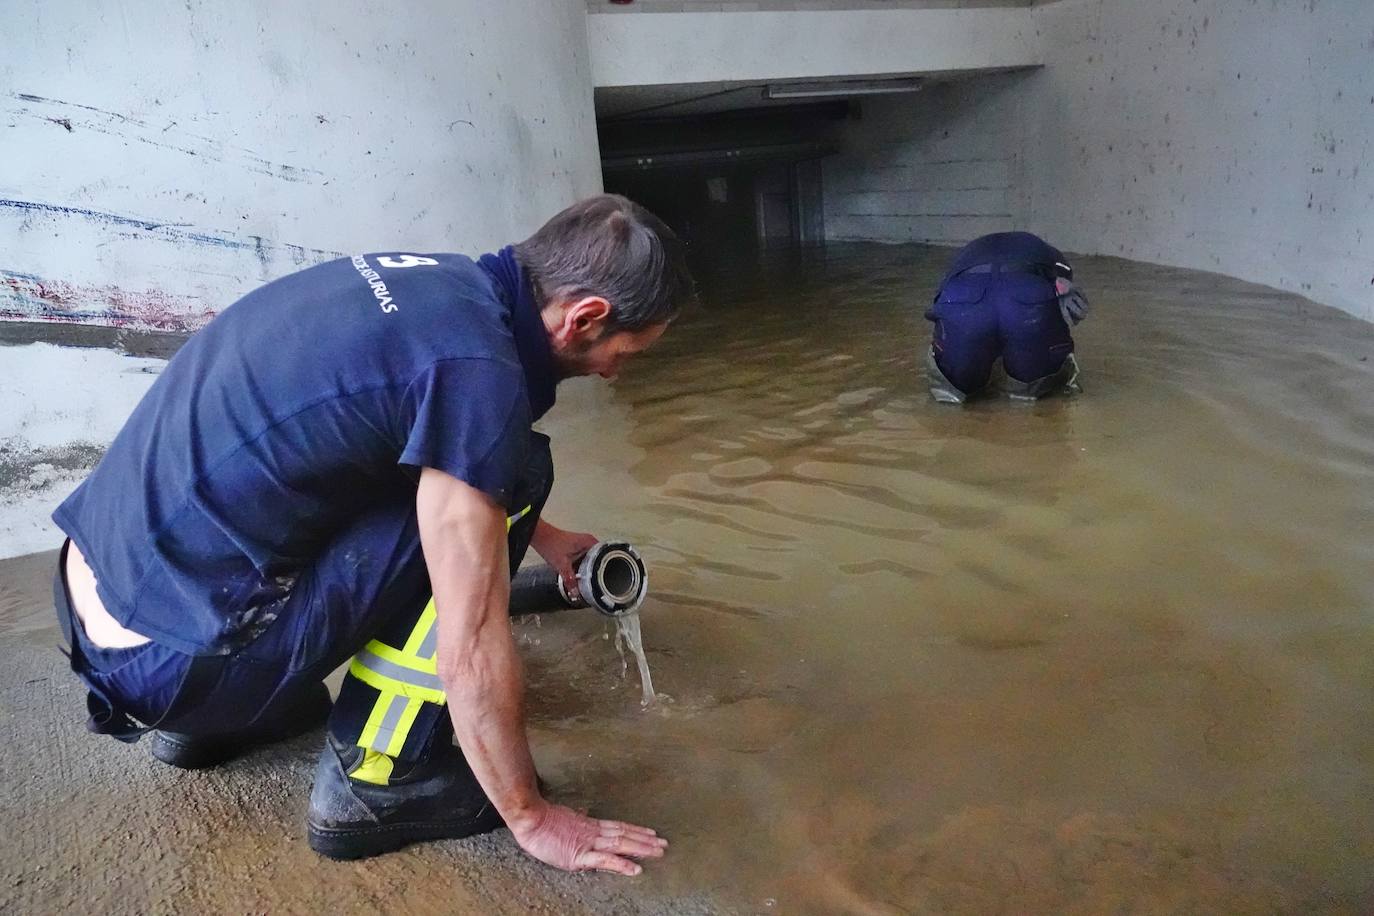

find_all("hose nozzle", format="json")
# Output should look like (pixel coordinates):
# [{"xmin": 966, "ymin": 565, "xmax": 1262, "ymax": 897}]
[
  {"xmin": 509, "ymin": 540, "xmax": 648, "ymax": 618},
  {"xmin": 574, "ymin": 542, "xmax": 647, "ymax": 617}
]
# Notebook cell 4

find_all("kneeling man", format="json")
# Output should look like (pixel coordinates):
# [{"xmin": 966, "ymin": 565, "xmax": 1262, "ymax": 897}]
[
  {"xmin": 52, "ymin": 194, "xmax": 693, "ymax": 874},
  {"xmin": 925, "ymin": 231, "xmax": 1089, "ymax": 403}
]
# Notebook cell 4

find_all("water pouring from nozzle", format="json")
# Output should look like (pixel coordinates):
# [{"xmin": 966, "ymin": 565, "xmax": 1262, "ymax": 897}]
[{"xmin": 508, "ymin": 541, "xmax": 656, "ymax": 705}]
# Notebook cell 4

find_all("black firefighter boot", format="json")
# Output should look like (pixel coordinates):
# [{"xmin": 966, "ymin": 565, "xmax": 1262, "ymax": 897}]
[
  {"xmin": 150, "ymin": 682, "xmax": 333, "ymax": 770},
  {"xmin": 306, "ymin": 735, "xmax": 505, "ymax": 859}
]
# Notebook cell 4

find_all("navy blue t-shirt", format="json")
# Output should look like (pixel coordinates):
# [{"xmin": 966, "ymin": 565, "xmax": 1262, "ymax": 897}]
[{"xmin": 55, "ymin": 250, "xmax": 556, "ymax": 655}]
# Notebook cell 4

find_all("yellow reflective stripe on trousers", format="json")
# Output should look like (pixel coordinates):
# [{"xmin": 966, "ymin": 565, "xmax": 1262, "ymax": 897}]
[
  {"xmin": 350, "ymin": 604, "xmax": 445, "ymax": 759},
  {"xmin": 348, "ymin": 653, "xmax": 446, "ymax": 704},
  {"xmin": 350, "ymin": 748, "xmax": 397, "ymax": 785},
  {"xmin": 364, "ymin": 636, "xmax": 440, "ymax": 677},
  {"xmin": 356, "ymin": 690, "xmax": 426, "ymax": 758},
  {"xmin": 402, "ymin": 600, "xmax": 438, "ymax": 656},
  {"xmin": 349, "ymin": 503, "xmax": 529, "ymax": 770}
]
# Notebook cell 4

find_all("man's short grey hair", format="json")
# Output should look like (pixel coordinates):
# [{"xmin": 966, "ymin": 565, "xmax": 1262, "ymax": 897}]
[{"xmin": 513, "ymin": 194, "xmax": 696, "ymax": 331}]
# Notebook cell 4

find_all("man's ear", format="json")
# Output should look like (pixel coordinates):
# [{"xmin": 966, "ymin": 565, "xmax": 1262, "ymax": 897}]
[{"xmin": 561, "ymin": 296, "xmax": 612, "ymax": 340}]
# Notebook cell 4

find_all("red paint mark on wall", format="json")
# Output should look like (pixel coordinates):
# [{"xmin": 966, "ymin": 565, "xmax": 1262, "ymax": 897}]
[{"xmin": 1, "ymin": 273, "xmax": 216, "ymax": 332}]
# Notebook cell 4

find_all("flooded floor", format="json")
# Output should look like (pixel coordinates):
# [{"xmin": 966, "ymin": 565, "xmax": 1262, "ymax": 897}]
[
  {"xmin": 4, "ymin": 243, "xmax": 1373, "ymax": 913},
  {"xmin": 525, "ymin": 244, "xmax": 1374, "ymax": 913}
]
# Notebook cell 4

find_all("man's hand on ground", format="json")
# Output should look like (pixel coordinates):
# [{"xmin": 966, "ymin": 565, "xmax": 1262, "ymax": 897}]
[
  {"xmin": 530, "ymin": 521, "xmax": 599, "ymax": 601},
  {"xmin": 510, "ymin": 801, "xmax": 667, "ymax": 876}
]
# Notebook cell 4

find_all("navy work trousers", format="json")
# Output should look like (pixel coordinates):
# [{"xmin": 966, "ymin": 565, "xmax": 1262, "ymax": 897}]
[
  {"xmin": 56, "ymin": 434, "xmax": 554, "ymax": 766},
  {"xmin": 927, "ymin": 267, "xmax": 1074, "ymax": 397}
]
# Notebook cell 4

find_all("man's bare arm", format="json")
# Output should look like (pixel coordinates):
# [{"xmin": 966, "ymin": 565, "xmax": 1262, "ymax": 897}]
[{"xmin": 416, "ymin": 467, "xmax": 667, "ymax": 875}]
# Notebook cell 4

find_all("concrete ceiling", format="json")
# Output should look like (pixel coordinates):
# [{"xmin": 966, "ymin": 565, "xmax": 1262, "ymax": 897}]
[
  {"xmin": 596, "ymin": 81, "xmax": 815, "ymax": 120},
  {"xmin": 594, "ymin": 67, "xmax": 1028, "ymax": 120}
]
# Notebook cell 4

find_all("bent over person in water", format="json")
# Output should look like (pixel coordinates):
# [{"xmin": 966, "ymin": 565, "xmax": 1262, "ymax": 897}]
[
  {"xmin": 51, "ymin": 194, "xmax": 694, "ymax": 872},
  {"xmin": 924, "ymin": 231, "xmax": 1089, "ymax": 403}
]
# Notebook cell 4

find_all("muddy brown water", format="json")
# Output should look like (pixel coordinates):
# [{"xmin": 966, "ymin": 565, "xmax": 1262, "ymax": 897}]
[
  {"xmin": 526, "ymin": 244, "xmax": 1374, "ymax": 913},
  {"xmin": 4, "ymin": 243, "xmax": 1373, "ymax": 913}
]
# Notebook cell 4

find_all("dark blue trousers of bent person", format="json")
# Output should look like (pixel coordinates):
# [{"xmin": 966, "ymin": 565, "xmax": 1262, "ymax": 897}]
[
  {"xmin": 55, "ymin": 433, "xmax": 554, "ymax": 784},
  {"xmin": 927, "ymin": 239, "xmax": 1075, "ymax": 397}
]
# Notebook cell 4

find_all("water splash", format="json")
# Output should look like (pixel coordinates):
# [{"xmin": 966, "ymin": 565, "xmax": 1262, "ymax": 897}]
[{"xmin": 612, "ymin": 611, "xmax": 656, "ymax": 707}]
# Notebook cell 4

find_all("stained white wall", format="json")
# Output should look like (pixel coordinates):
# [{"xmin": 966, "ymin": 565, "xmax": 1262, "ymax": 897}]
[
  {"xmin": 824, "ymin": 0, "xmax": 1374, "ymax": 323},
  {"xmin": 1023, "ymin": 0, "xmax": 1374, "ymax": 322},
  {"xmin": 0, "ymin": 0, "xmax": 602, "ymax": 557},
  {"xmin": 0, "ymin": 345, "xmax": 164, "ymax": 558},
  {"xmin": 0, "ymin": 0, "xmax": 601, "ymax": 331}
]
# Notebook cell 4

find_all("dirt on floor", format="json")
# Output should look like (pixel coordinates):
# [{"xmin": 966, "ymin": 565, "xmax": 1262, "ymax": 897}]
[{"xmin": 0, "ymin": 549, "xmax": 719, "ymax": 916}]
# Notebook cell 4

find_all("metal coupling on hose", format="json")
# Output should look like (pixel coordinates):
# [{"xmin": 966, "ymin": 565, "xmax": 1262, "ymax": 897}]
[
  {"xmin": 508, "ymin": 540, "xmax": 649, "ymax": 618},
  {"xmin": 574, "ymin": 541, "xmax": 647, "ymax": 617}
]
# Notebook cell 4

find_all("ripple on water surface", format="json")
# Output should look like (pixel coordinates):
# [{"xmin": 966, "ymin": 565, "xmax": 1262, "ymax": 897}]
[
  {"xmin": 6, "ymin": 243, "xmax": 1370, "ymax": 913},
  {"xmin": 523, "ymin": 243, "xmax": 1374, "ymax": 912}
]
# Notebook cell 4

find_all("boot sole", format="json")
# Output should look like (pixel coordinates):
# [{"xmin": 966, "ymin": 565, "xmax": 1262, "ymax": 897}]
[
  {"xmin": 307, "ymin": 807, "xmax": 505, "ymax": 860},
  {"xmin": 150, "ymin": 687, "xmax": 333, "ymax": 770},
  {"xmin": 149, "ymin": 731, "xmax": 237, "ymax": 770}
]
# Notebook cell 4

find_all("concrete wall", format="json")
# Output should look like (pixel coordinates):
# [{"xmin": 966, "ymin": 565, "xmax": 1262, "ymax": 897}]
[
  {"xmin": 0, "ymin": 0, "xmax": 602, "ymax": 557},
  {"xmin": 824, "ymin": 72, "xmax": 1030, "ymax": 244},
  {"xmin": 0, "ymin": 0, "xmax": 602, "ymax": 331},
  {"xmin": 0, "ymin": 344, "xmax": 164, "ymax": 558},
  {"xmin": 1023, "ymin": 0, "xmax": 1374, "ymax": 322},
  {"xmin": 824, "ymin": 0, "xmax": 1374, "ymax": 323}
]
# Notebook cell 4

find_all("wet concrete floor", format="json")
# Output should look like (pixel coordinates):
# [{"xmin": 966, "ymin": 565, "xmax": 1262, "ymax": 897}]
[{"xmin": 3, "ymin": 243, "xmax": 1373, "ymax": 913}]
